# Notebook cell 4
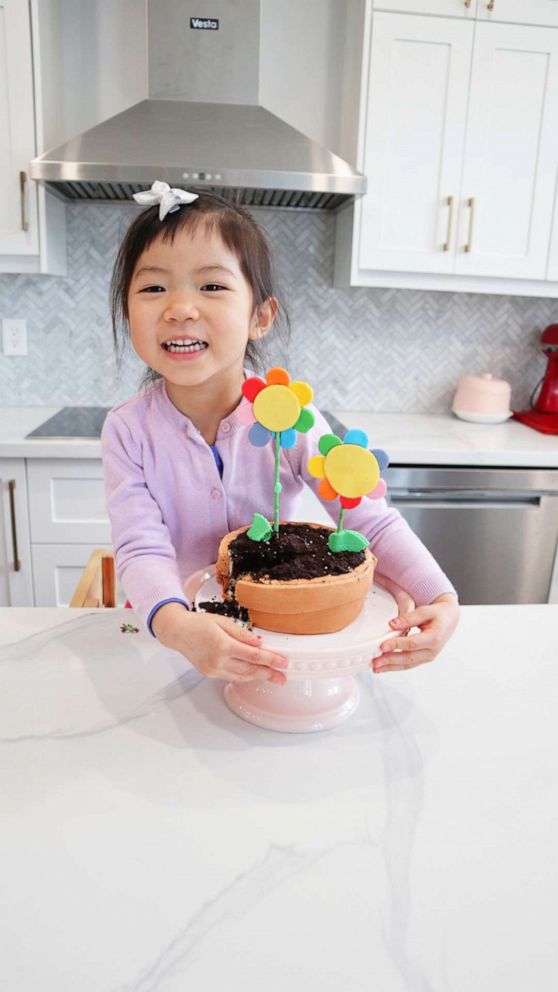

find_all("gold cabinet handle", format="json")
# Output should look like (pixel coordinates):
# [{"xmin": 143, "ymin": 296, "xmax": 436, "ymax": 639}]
[
  {"xmin": 464, "ymin": 196, "xmax": 476, "ymax": 253},
  {"xmin": 487, "ymin": 0, "xmax": 495, "ymax": 10},
  {"xmin": 8, "ymin": 480, "xmax": 21, "ymax": 572},
  {"xmin": 443, "ymin": 195, "xmax": 455, "ymax": 252},
  {"xmin": 464, "ymin": 0, "xmax": 472, "ymax": 7},
  {"xmin": 19, "ymin": 171, "xmax": 28, "ymax": 232}
]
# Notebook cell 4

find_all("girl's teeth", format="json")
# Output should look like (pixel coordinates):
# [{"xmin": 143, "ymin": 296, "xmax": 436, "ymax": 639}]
[{"xmin": 164, "ymin": 340, "xmax": 208, "ymax": 353}]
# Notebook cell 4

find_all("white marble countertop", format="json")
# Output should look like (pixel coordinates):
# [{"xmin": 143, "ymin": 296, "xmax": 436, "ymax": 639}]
[
  {"xmin": 0, "ymin": 406, "xmax": 557, "ymax": 466},
  {"xmin": 0, "ymin": 407, "xmax": 103, "ymax": 459},
  {"xmin": 330, "ymin": 410, "xmax": 558, "ymax": 468},
  {"xmin": 1, "ymin": 605, "xmax": 557, "ymax": 991}
]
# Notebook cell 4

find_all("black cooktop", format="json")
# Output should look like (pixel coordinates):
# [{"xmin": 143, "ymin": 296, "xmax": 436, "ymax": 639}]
[
  {"xmin": 25, "ymin": 407, "xmax": 347, "ymax": 440},
  {"xmin": 26, "ymin": 407, "xmax": 110, "ymax": 438}
]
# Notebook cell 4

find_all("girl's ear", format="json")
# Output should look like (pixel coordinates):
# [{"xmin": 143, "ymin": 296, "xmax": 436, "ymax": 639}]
[{"xmin": 249, "ymin": 297, "xmax": 278, "ymax": 340}]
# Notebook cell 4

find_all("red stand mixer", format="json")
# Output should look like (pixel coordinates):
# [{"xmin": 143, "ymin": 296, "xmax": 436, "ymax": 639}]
[{"xmin": 513, "ymin": 323, "xmax": 558, "ymax": 435}]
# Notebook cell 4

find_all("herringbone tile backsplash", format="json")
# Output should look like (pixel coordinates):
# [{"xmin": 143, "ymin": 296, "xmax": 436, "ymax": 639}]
[{"xmin": 0, "ymin": 203, "xmax": 556, "ymax": 412}]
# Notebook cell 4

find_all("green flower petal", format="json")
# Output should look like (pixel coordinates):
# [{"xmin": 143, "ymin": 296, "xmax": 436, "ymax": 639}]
[
  {"xmin": 318, "ymin": 433, "xmax": 342, "ymax": 456},
  {"xmin": 293, "ymin": 407, "xmax": 315, "ymax": 433}
]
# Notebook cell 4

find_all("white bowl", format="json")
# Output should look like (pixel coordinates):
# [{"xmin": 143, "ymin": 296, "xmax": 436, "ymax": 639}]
[{"xmin": 452, "ymin": 409, "xmax": 513, "ymax": 424}]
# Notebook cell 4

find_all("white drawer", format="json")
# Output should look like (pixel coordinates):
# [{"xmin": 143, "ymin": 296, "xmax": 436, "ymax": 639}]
[{"xmin": 27, "ymin": 459, "xmax": 111, "ymax": 544}]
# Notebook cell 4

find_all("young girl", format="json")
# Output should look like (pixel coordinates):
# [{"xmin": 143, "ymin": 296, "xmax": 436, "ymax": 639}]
[{"xmin": 102, "ymin": 181, "xmax": 459, "ymax": 687}]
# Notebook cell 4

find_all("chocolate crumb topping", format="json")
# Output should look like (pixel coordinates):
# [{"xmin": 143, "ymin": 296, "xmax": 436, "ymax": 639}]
[{"xmin": 229, "ymin": 523, "xmax": 366, "ymax": 584}]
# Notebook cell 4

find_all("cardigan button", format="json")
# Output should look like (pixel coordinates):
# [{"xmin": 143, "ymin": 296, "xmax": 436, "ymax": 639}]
[
  {"xmin": 211, "ymin": 488, "xmax": 222, "ymax": 499},
  {"xmin": 221, "ymin": 421, "xmax": 231, "ymax": 434}
]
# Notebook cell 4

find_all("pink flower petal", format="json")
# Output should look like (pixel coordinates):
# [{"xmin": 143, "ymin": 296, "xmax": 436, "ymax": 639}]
[
  {"xmin": 236, "ymin": 400, "xmax": 257, "ymax": 426},
  {"xmin": 367, "ymin": 479, "xmax": 387, "ymax": 500}
]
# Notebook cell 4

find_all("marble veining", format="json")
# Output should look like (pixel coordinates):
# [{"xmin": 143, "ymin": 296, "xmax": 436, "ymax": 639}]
[{"xmin": 1, "ymin": 606, "xmax": 557, "ymax": 990}]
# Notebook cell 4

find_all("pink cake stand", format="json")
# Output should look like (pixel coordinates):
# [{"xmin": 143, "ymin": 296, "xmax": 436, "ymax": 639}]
[{"xmin": 189, "ymin": 567, "xmax": 414, "ymax": 733}]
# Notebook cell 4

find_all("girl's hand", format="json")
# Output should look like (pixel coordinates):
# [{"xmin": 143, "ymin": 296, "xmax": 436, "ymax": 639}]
[
  {"xmin": 151, "ymin": 603, "xmax": 288, "ymax": 685},
  {"xmin": 374, "ymin": 593, "xmax": 459, "ymax": 673}
]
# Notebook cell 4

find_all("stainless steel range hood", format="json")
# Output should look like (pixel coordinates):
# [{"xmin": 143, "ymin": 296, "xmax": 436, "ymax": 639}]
[
  {"xmin": 29, "ymin": 0, "xmax": 366, "ymax": 211},
  {"xmin": 29, "ymin": 99, "xmax": 365, "ymax": 212}
]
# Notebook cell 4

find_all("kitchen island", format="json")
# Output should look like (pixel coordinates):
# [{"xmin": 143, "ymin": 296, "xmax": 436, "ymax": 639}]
[{"xmin": 1, "ymin": 606, "xmax": 557, "ymax": 991}]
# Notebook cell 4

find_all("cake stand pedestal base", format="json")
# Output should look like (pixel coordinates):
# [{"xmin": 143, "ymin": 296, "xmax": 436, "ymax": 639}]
[
  {"xmin": 224, "ymin": 675, "xmax": 360, "ymax": 733},
  {"xmin": 191, "ymin": 566, "xmax": 411, "ymax": 735}
]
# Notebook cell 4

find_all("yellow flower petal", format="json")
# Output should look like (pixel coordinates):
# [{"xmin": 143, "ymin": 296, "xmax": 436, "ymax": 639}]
[
  {"xmin": 254, "ymin": 384, "xmax": 301, "ymax": 432},
  {"xmin": 307, "ymin": 454, "xmax": 326, "ymax": 479},
  {"xmin": 325, "ymin": 444, "xmax": 379, "ymax": 499},
  {"xmin": 290, "ymin": 381, "xmax": 313, "ymax": 407}
]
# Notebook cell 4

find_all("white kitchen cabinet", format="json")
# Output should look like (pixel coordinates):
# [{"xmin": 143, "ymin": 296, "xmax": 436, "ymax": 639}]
[
  {"xmin": 547, "ymin": 195, "xmax": 558, "ymax": 281},
  {"xmin": 455, "ymin": 21, "xmax": 558, "ymax": 279},
  {"xmin": 375, "ymin": 0, "xmax": 558, "ymax": 25},
  {"xmin": 373, "ymin": 1, "xmax": 478, "ymax": 15},
  {"xmin": 26, "ymin": 459, "xmax": 111, "ymax": 606},
  {"xmin": 335, "ymin": 3, "xmax": 558, "ymax": 295},
  {"xmin": 477, "ymin": 0, "xmax": 558, "ymax": 26},
  {"xmin": 0, "ymin": 461, "xmax": 33, "ymax": 605},
  {"xmin": 359, "ymin": 13, "xmax": 473, "ymax": 273},
  {"xmin": 0, "ymin": 0, "xmax": 65, "ymax": 274}
]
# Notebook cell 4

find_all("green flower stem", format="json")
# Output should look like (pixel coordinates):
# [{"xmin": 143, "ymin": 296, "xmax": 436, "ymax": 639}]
[
  {"xmin": 274, "ymin": 431, "xmax": 282, "ymax": 533},
  {"xmin": 336, "ymin": 507, "xmax": 345, "ymax": 535}
]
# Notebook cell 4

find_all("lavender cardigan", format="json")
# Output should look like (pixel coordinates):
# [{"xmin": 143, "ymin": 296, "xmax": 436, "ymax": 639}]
[{"xmin": 101, "ymin": 380, "xmax": 457, "ymax": 631}]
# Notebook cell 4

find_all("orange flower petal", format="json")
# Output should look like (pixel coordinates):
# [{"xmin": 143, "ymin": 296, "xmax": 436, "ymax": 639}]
[
  {"xmin": 317, "ymin": 478, "xmax": 338, "ymax": 501},
  {"xmin": 266, "ymin": 367, "xmax": 290, "ymax": 386}
]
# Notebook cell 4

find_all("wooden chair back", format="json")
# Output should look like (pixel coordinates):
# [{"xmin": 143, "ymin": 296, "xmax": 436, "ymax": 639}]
[{"xmin": 70, "ymin": 549, "xmax": 116, "ymax": 608}]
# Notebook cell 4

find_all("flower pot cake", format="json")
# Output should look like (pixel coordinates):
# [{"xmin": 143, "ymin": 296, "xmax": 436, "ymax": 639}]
[
  {"xmin": 216, "ymin": 521, "xmax": 377, "ymax": 635},
  {"xmin": 208, "ymin": 366, "xmax": 388, "ymax": 636}
]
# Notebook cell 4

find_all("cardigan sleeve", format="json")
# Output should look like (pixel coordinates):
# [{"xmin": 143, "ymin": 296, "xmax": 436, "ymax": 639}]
[
  {"xmin": 288, "ymin": 405, "xmax": 458, "ymax": 607},
  {"xmin": 101, "ymin": 411, "xmax": 189, "ymax": 631}
]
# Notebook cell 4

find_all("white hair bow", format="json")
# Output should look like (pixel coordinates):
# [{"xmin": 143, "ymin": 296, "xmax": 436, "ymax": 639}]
[{"xmin": 132, "ymin": 180, "xmax": 199, "ymax": 220}]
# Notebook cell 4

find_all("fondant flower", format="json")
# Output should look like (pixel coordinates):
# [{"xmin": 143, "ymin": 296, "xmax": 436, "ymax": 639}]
[
  {"xmin": 307, "ymin": 430, "xmax": 388, "ymax": 508},
  {"xmin": 242, "ymin": 367, "xmax": 315, "ymax": 448}
]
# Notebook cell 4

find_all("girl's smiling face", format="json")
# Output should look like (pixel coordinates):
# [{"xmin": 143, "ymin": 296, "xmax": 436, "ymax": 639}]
[{"xmin": 127, "ymin": 223, "xmax": 275, "ymax": 390}]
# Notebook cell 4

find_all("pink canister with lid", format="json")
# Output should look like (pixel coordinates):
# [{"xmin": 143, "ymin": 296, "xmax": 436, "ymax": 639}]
[{"xmin": 452, "ymin": 373, "xmax": 512, "ymax": 423}]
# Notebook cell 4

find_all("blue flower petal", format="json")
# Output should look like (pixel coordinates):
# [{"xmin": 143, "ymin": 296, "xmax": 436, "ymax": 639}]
[
  {"xmin": 248, "ymin": 423, "xmax": 272, "ymax": 447},
  {"xmin": 280, "ymin": 428, "xmax": 297, "ymax": 449},
  {"xmin": 344, "ymin": 429, "xmax": 369, "ymax": 448},
  {"xmin": 372, "ymin": 447, "xmax": 389, "ymax": 471}
]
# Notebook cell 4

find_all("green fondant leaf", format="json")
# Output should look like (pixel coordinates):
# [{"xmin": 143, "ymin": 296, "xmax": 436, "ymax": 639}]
[
  {"xmin": 247, "ymin": 512, "xmax": 272, "ymax": 542},
  {"xmin": 328, "ymin": 531, "xmax": 346, "ymax": 553},
  {"xmin": 294, "ymin": 407, "xmax": 315, "ymax": 433},
  {"xmin": 328, "ymin": 529, "xmax": 370, "ymax": 553}
]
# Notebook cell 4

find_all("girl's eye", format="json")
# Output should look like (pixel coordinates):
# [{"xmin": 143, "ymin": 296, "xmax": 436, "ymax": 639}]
[
  {"xmin": 202, "ymin": 283, "xmax": 226, "ymax": 292},
  {"xmin": 139, "ymin": 285, "xmax": 165, "ymax": 293}
]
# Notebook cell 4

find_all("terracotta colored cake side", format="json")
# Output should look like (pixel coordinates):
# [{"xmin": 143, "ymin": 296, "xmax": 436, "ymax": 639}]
[{"xmin": 216, "ymin": 522, "xmax": 377, "ymax": 635}]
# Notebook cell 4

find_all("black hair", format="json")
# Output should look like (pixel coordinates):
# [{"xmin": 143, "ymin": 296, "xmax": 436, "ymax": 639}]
[{"xmin": 110, "ymin": 189, "xmax": 290, "ymax": 383}]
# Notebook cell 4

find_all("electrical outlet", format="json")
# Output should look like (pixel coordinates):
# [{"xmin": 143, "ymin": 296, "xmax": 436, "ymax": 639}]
[{"xmin": 2, "ymin": 319, "xmax": 27, "ymax": 356}]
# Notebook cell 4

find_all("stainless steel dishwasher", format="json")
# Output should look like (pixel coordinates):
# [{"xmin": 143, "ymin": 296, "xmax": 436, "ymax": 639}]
[{"xmin": 383, "ymin": 466, "xmax": 558, "ymax": 605}]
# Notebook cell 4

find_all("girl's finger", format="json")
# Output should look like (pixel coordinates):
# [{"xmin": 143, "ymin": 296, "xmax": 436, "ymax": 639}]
[
  {"xmin": 231, "ymin": 639, "xmax": 289, "ymax": 672},
  {"xmin": 216, "ymin": 617, "xmax": 289, "ymax": 671},
  {"xmin": 380, "ymin": 631, "xmax": 434, "ymax": 653},
  {"xmin": 215, "ymin": 616, "xmax": 262, "ymax": 645},
  {"xmin": 225, "ymin": 660, "xmax": 287, "ymax": 684},
  {"xmin": 389, "ymin": 606, "xmax": 433, "ymax": 628},
  {"xmin": 373, "ymin": 649, "xmax": 433, "ymax": 671}
]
